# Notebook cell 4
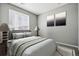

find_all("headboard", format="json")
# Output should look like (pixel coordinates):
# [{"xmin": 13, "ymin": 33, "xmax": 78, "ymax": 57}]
[{"xmin": 11, "ymin": 30, "xmax": 31, "ymax": 33}]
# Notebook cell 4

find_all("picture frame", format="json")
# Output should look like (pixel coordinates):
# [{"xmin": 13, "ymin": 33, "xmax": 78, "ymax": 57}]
[
  {"xmin": 55, "ymin": 12, "xmax": 66, "ymax": 26},
  {"xmin": 47, "ymin": 14, "xmax": 55, "ymax": 27}
]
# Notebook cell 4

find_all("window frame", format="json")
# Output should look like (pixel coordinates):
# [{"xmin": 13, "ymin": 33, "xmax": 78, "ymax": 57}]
[{"xmin": 9, "ymin": 9, "xmax": 30, "ymax": 30}]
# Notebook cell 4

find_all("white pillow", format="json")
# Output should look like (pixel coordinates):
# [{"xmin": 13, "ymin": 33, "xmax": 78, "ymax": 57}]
[{"xmin": 12, "ymin": 33, "xmax": 24, "ymax": 39}]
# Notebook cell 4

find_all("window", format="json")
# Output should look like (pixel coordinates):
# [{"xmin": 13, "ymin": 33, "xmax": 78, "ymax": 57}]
[{"xmin": 9, "ymin": 9, "xmax": 29, "ymax": 30}]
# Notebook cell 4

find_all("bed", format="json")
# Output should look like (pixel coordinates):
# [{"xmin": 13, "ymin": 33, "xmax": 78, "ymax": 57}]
[{"xmin": 8, "ymin": 36, "xmax": 56, "ymax": 56}]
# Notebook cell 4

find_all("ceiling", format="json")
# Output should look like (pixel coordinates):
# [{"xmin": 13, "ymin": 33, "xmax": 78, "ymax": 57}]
[{"xmin": 11, "ymin": 3, "xmax": 67, "ymax": 15}]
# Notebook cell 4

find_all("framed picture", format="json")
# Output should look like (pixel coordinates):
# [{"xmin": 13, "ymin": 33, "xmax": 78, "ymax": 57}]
[
  {"xmin": 55, "ymin": 12, "xmax": 66, "ymax": 26},
  {"xmin": 47, "ymin": 14, "xmax": 54, "ymax": 27}
]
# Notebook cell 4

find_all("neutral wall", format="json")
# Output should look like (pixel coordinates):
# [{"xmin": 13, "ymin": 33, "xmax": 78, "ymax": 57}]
[
  {"xmin": 38, "ymin": 3, "xmax": 78, "ymax": 46},
  {"xmin": 0, "ymin": 4, "xmax": 1, "ymax": 24},
  {"xmin": 0, "ymin": 3, "xmax": 38, "ymax": 36},
  {"xmin": 78, "ymin": 4, "xmax": 79, "ymax": 50}
]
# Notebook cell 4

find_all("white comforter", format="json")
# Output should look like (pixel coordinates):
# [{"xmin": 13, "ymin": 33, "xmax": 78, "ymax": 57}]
[{"xmin": 9, "ymin": 36, "xmax": 56, "ymax": 56}]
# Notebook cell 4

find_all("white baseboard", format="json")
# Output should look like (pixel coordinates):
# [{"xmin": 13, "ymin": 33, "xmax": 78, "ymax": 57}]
[{"xmin": 56, "ymin": 42, "xmax": 78, "ymax": 49}]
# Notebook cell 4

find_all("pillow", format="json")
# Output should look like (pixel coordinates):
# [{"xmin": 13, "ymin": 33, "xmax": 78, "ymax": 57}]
[{"xmin": 12, "ymin": 33, "xmax": 24, "ymax": 39}]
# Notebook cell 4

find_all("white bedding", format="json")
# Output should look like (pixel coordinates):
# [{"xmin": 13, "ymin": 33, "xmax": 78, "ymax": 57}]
[
  {"xmin": 22, "ymin": 39, "xmax": 56, "ymax": 56},
  {"xmin": 9, "ymin": 36, "xmax": 56, "ymax": 56},
  {"xmin": 11, "ymin": 36, "xmax": 41, "ymax": 46}
]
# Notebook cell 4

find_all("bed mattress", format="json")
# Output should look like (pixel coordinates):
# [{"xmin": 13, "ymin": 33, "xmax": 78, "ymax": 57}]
[
  {"xmin": 22, "ymin": 38, "xmax": 56, "ymax": 56},
  {"xmin": 8, "ymin": 36, "xmax": 56, "ymax": 56}
]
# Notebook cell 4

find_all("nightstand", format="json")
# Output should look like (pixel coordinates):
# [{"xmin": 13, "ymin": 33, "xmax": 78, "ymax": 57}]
[{"xmin": 0, "ymin": 31, "xmax": 9, "ymax": 56}]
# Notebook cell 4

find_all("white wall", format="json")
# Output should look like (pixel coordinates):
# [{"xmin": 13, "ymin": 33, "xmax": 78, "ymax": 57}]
[
  {"xmin": 0, "ymin": 3, "xmax": 38, "ymax": 36},
  {"xmin": 0, "ymin": 4, "xmax": 1, "ymax": 24},
  {"xmin": 38, "ymin": 3, "xmax": 78, "ymax": 46},
  {"xmin": 78, "ymin": 4, "xmax": 79, "ymax": 50}
]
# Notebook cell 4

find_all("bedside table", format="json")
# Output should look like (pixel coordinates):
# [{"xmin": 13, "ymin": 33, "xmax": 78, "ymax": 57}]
[
  {"xmin": 0, "ymin": 31, "xmax": 9, "ymax": 56},
  {"xmin": 0, "ymin": 40, "xmax": 7, "ymax": 56}
]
